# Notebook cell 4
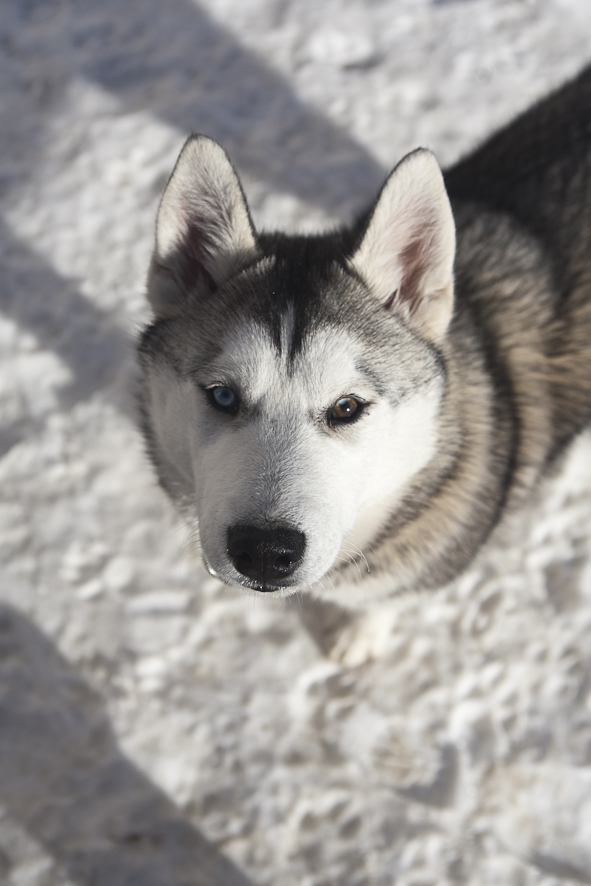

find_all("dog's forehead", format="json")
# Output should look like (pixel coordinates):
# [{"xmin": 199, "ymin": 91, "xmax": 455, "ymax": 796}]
[{"xmin": 214, "ymin": 317, "xmax": 369, "ymax": 400}]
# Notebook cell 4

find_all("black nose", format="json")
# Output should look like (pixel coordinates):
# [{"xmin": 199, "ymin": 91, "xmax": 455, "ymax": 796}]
[{"xmin": 227, "ymin": 524, "xmax": 306, "ymax": 589}]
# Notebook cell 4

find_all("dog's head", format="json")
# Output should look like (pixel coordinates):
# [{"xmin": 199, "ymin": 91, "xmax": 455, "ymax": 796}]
[{"xmin": 139, "ymin": 136, "xmax": 455, "ymax": 595}]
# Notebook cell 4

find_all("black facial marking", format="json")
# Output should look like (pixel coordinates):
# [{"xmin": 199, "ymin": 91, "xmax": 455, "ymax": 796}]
[{"xmin": 250, "ymin": 232, "xmax": 360, "ymax": 366}]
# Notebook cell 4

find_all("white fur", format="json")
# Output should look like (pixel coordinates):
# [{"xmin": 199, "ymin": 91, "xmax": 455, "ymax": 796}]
[{"xmin": 148, "ymin": 321, "xmax": 443, "ymax": 594}]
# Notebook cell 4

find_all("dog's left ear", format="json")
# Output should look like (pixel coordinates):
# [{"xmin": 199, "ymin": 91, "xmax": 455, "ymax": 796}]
[
  {"xmin": 148, "ymin": 135, "xmax": 258, "ymax": 318},
  {"xmin": 350, "ymin": 149, "xmax": 455, "ymax": 343}
]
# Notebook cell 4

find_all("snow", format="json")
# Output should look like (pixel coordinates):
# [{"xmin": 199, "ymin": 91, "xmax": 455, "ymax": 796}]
[{"xmin": 1, "ymin": 0, "xmax": 591, "ymax": 883}]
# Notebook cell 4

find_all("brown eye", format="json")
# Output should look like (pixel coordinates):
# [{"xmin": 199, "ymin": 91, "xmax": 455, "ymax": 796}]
[
  {"xmin": 333, "ymin": 397, "xmax": 358, "ymax": 418},
  {"xmin": 327, "ymin": 396, "xmax": 366, "ymax": 427}
]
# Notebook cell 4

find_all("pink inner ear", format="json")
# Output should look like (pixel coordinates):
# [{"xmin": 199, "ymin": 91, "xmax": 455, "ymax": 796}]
[
  {"xmin": 397, "ymin": 237, "xmax": 429, "ymax": 314},
  {"xmin": 383, "ymin": 289, "xmax": 398, "ymax": 310},
  {"xmin": 382, "ymin": 236, "xmax": 428, "ymax": 314}
]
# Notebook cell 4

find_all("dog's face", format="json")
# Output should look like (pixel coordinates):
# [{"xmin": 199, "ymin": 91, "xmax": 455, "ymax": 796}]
[{"xmin": 140, "ymin": 136, "xmax": 455, "ymax": 595}]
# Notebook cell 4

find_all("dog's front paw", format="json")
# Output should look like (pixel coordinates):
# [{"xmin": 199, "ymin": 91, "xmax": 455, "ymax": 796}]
[
  {"xmin": 327, "ymin": 609, "xmax": 398, "ymax": 667},
  {"xmin": 294, "ymin": 596, "xmax": 397, "ymax": 667}
]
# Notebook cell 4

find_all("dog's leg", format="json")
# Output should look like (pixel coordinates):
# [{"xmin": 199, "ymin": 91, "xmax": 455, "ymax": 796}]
[
  {"xmin": 292, "ymin": 595, "xmax": 357, "ymax": 659},
  {"xmin": 293, "ymin": 595, "xmax": 397, "ymax": 667}
]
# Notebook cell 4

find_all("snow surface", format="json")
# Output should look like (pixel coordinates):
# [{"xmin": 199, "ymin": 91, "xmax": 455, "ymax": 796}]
[{"xmin": 1, "ymin": 1, "xmax": 591, "ymax": 884}]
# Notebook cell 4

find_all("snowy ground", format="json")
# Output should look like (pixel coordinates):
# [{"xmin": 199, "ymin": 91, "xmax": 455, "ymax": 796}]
[{"xmin": 1, "ymin": 1, "xmax": 591, "ymax": 884}]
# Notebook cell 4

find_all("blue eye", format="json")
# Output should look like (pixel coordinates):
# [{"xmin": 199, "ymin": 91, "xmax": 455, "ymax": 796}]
[
  {"xmin": 213, "ymin": 387, "xmax": 235, "ymax": 407},
  {"xmin": 207, "ymin": 385, "xmax": 239, "ymax": 413}
]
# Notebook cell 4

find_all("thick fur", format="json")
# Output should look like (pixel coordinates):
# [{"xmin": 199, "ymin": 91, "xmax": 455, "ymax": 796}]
[{"xmin": 138, "ymin": 65, "xmax": 591, "ymax": 608}]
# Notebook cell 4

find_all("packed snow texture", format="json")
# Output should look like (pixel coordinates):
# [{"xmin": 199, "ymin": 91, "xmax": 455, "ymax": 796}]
[{"xmin": 1, "ymin": 1, "xmax": 591, "ymax": 884}]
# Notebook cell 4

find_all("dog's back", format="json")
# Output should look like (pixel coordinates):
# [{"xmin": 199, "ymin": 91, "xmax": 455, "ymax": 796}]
[{"xmin": 446, "ymin": 65, "xmax": 591, "ymax": 456}]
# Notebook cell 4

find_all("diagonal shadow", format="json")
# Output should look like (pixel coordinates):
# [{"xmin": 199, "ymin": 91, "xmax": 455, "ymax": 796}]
[
  {"xmin": 79, "ymin": 0, "xmax": 386, "ymax": 215},
  {"xmin": 0, "ymin": 220, "xmax": 133, "ymax": 455},
  {"xmin": 2, "ymin": 0, "xmax": 386, "ymax": 218},
  {"xmin": 0, "ymin": 603, "xmax": 254, "ymax": 886}
]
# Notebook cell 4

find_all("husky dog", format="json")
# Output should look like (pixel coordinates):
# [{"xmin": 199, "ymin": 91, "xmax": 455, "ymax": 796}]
[{"xmin": 138, "ymin": 66, "xmax": 591, "ymax": 608}]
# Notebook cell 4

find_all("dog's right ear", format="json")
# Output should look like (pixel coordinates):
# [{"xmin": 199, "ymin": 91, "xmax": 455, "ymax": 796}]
[{"xmin": 148, "ymin": 135, "xmax": 258, "ymax": 319}]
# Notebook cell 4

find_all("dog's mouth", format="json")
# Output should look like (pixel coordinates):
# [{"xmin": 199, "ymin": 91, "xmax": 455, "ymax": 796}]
[{"xmin": 235, "ymin": 577, "xmax": 283, "ymax": 594}]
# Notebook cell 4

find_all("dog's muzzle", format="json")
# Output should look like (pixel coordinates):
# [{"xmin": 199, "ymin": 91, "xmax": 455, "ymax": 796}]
[{"xmin": 226, "ymin": 524, "xmax": 306, "ymax": 591}]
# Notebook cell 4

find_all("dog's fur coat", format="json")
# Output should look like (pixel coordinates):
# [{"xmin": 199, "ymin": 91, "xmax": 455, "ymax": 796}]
[{"xmin": 138, "ymin": 65, "xmax": 591, "ymax": 608}]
